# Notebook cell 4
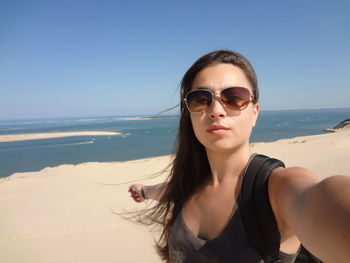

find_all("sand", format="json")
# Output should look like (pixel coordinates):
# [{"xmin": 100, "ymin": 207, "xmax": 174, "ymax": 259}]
[
  {"xmin": 0, "ymin": 131, "xmax": 121, "ymax": 143},
  {"xmin": 0, "ymin": 130, "xmax": 349, "ymax": 263}
]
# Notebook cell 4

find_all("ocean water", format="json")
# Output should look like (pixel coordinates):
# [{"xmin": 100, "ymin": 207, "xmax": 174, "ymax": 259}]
[{"xmin": 0, "ymin": 108, "xmax": 349, "ymax": 178}]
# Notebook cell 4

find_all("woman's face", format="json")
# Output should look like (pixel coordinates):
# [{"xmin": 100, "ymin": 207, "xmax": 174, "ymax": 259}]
[{"xmin": 189, "ymin": 63, "xmax": 259, "ymax": 153}]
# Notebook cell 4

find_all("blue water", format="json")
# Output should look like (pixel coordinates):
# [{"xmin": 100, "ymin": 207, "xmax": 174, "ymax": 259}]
[{"xmin": 0, "ymin": 108, "xmax": 349, "ymax": 178}]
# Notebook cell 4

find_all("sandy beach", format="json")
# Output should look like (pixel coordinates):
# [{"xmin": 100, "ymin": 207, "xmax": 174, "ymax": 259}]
[
  {"xmin": 1, "ymin": 130, "xmax": 349, "ymax": 263},
  {"xmin": 0, "ymin": 131, "xmax": 121, "ymax": 143}
]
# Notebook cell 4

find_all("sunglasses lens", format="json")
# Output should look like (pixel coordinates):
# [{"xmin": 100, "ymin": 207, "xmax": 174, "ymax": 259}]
[
  {"xmin": 221, "ymin": 87, "xmax": 251, "ymax": 110},
  {"xmin": 185, "ymin": 90, "xmax": 212, "ymax": 113}
]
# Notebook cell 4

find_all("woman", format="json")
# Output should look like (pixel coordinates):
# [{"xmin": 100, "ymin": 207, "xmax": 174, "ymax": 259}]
[{"xmin": 128, "ymin": 50, "xmax": 350, "ymax": 263}]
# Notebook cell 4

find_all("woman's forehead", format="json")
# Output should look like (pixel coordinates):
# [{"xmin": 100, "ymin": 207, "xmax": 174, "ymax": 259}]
[{"xmin": 191, "ymin": 64, "xmax": 252, "ymax": 91}]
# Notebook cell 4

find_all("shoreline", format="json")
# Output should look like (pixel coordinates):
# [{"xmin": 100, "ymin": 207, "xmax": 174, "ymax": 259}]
[
  {"xmin": 3, "ymin": 129, "xmax": 350, "ymax": 179},
  {"xmin": 0, "ymin": 131, "xmax": 121, "ymax": 143}
]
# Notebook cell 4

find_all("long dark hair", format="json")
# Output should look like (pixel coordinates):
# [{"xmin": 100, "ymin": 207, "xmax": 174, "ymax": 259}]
[{"xmin": 140, "ymin": 49, "xmax": 259, "ymax": 262}]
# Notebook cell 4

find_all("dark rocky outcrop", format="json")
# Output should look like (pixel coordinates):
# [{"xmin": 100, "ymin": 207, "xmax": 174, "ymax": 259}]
[{"xmin": 324, "ymin": 119, "xmax": 350, "ymax": 132}]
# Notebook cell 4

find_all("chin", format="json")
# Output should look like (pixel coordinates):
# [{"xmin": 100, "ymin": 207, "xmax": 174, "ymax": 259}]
[
  {"xmin": 201, "ymin": 138, "xmax": 249, "ymax": 153},
  {"xmin": 204, "ymin": 141, "xmax": 239, "ymax": 152}
]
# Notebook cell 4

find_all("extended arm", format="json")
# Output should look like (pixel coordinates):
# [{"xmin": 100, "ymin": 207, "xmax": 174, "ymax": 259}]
[
  {"xmin": 128, "ymin": 182, "xmax": 168, "ymax": 202},
  {"xmin": 270, "ymin": 167, "xmax": 350, "ymax": 263}
]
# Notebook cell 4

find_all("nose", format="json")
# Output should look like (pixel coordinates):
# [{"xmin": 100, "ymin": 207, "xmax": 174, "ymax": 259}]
[{"xmin": 208, "ymin": 94, "xmax": 226, "ymax": 119}]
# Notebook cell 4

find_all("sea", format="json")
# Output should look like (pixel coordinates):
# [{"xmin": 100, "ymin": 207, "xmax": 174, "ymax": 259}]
[{"xmin": 0, "ymin": 108, "xmax": 349, "ymax": 178}]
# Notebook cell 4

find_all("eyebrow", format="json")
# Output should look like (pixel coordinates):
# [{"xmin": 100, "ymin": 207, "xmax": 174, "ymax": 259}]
[
  {"xmin": 193, "ymin": 86, "xmax": 247, "ymax": 91},
  {"xmin": 196, "ymin": 87, "xmax": 209, "ymax": 91},
  {"xmin": 192, "ymin": 86, "xmax": 216, "ymax": 91}
]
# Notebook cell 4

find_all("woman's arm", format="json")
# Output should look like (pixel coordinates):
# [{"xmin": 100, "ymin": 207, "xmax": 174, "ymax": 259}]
[
  {"xmin": 270, "ymin": 167, "xmax": 350, "ymax": 263},
  {"xmin": 128, "ymin": 182, "xmax": 167, "ymax": 202}
]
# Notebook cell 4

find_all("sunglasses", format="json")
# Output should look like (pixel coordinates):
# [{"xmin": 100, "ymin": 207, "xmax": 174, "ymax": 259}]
[{"xmin": 184, "ymin": 87, "xmax": 253, "ymax": 114}]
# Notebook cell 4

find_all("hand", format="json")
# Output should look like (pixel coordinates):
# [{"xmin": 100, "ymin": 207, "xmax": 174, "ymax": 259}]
[{"xmin": 128, "ymin": 184, "xmax": 146, "ymax": 202}]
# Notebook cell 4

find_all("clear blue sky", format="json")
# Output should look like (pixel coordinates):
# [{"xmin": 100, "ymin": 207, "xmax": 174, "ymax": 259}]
[{"xmin": 1, "ymin": 0, "xmax": 349, "ymax": 120}]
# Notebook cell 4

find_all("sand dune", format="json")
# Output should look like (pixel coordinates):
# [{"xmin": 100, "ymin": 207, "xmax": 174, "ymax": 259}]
[{"xmin": 0, "ymin": 130, "xmax": 349, "ymax": 262}]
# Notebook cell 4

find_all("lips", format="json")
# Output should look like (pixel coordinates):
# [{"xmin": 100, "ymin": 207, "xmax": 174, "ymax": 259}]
[{"xmin": 207, "ymin": 125, "xmax": 230, "ymax": 133}]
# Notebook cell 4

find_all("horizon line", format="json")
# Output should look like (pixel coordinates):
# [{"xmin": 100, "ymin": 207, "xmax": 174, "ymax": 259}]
[{"xmin": 0, "ymin": 107, "xmax": 349, "ymax": 122}]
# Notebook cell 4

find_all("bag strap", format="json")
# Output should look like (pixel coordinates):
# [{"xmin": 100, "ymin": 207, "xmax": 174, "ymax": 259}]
[{"xmin": 240, "ymin": 154, "xmax": 285, "ymax": 263}]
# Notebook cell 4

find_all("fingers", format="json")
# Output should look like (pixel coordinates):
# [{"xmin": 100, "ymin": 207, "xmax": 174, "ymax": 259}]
[
  {"xmin": 130, "ymin": 191, "xmax": 142, "ymax": 202},
  {"xmin": 128, "ymin": 185, "xmax": 144, "ymax": 202}
]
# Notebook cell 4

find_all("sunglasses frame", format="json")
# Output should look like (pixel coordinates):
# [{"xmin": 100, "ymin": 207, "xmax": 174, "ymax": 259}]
[{"xmin": 184, "ymin": 87, "xmax": 253, "ymax": 114}]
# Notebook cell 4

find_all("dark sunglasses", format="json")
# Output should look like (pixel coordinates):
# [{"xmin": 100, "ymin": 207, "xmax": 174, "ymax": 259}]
[{"xmin": 184, "ymin": 87, "xmax": 253, "ymax": 114}]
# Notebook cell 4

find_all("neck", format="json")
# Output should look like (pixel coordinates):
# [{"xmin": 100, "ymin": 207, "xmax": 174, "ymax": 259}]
[{"xmin": 205, "ymin": 142, "xmax": 252, "ymax": 186}]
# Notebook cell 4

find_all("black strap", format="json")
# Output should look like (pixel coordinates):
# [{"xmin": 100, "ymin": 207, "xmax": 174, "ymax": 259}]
[{"xmin": 240, "ymin": 154, "xmax": 285, "ymax": 263}]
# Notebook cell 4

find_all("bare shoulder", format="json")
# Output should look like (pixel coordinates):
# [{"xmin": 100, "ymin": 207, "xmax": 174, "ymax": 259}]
[{"xmin": 269, "ymin": 166, "xmax": 320, "ymax": 196}]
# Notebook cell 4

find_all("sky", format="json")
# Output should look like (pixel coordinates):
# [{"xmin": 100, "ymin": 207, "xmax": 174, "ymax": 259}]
[{"xmin": 0, "ymin": 0, "xmax": 349, "ymax": 120}]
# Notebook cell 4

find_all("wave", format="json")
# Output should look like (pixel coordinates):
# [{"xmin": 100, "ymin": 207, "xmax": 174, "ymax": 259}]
[
  {"xmin": 120, "ymin": 133, "xmax": 131, "ymax": 138},
  {"xmin": 0, "ymin": 140, "xmax": 95, "ymax": 152},
  {"xmin": 68, "ymin": 140, "xmax": 94, "ymax": 146}
]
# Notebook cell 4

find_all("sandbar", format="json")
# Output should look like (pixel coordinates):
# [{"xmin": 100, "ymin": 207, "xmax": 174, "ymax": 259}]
[{"xmin": 0, "ymin": 131, "xmax": 121, "ymax": 142}]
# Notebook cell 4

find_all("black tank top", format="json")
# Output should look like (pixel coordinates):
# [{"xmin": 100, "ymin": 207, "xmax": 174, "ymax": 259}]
[{"xmin": 168, "ymin": 156, "xmax": 298, "ymax": 263}]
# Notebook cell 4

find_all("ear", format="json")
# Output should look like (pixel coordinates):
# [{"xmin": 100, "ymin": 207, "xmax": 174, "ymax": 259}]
[{"xmin": 252, "ymin": 103, "xmax": 260, "ymax": 127}]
